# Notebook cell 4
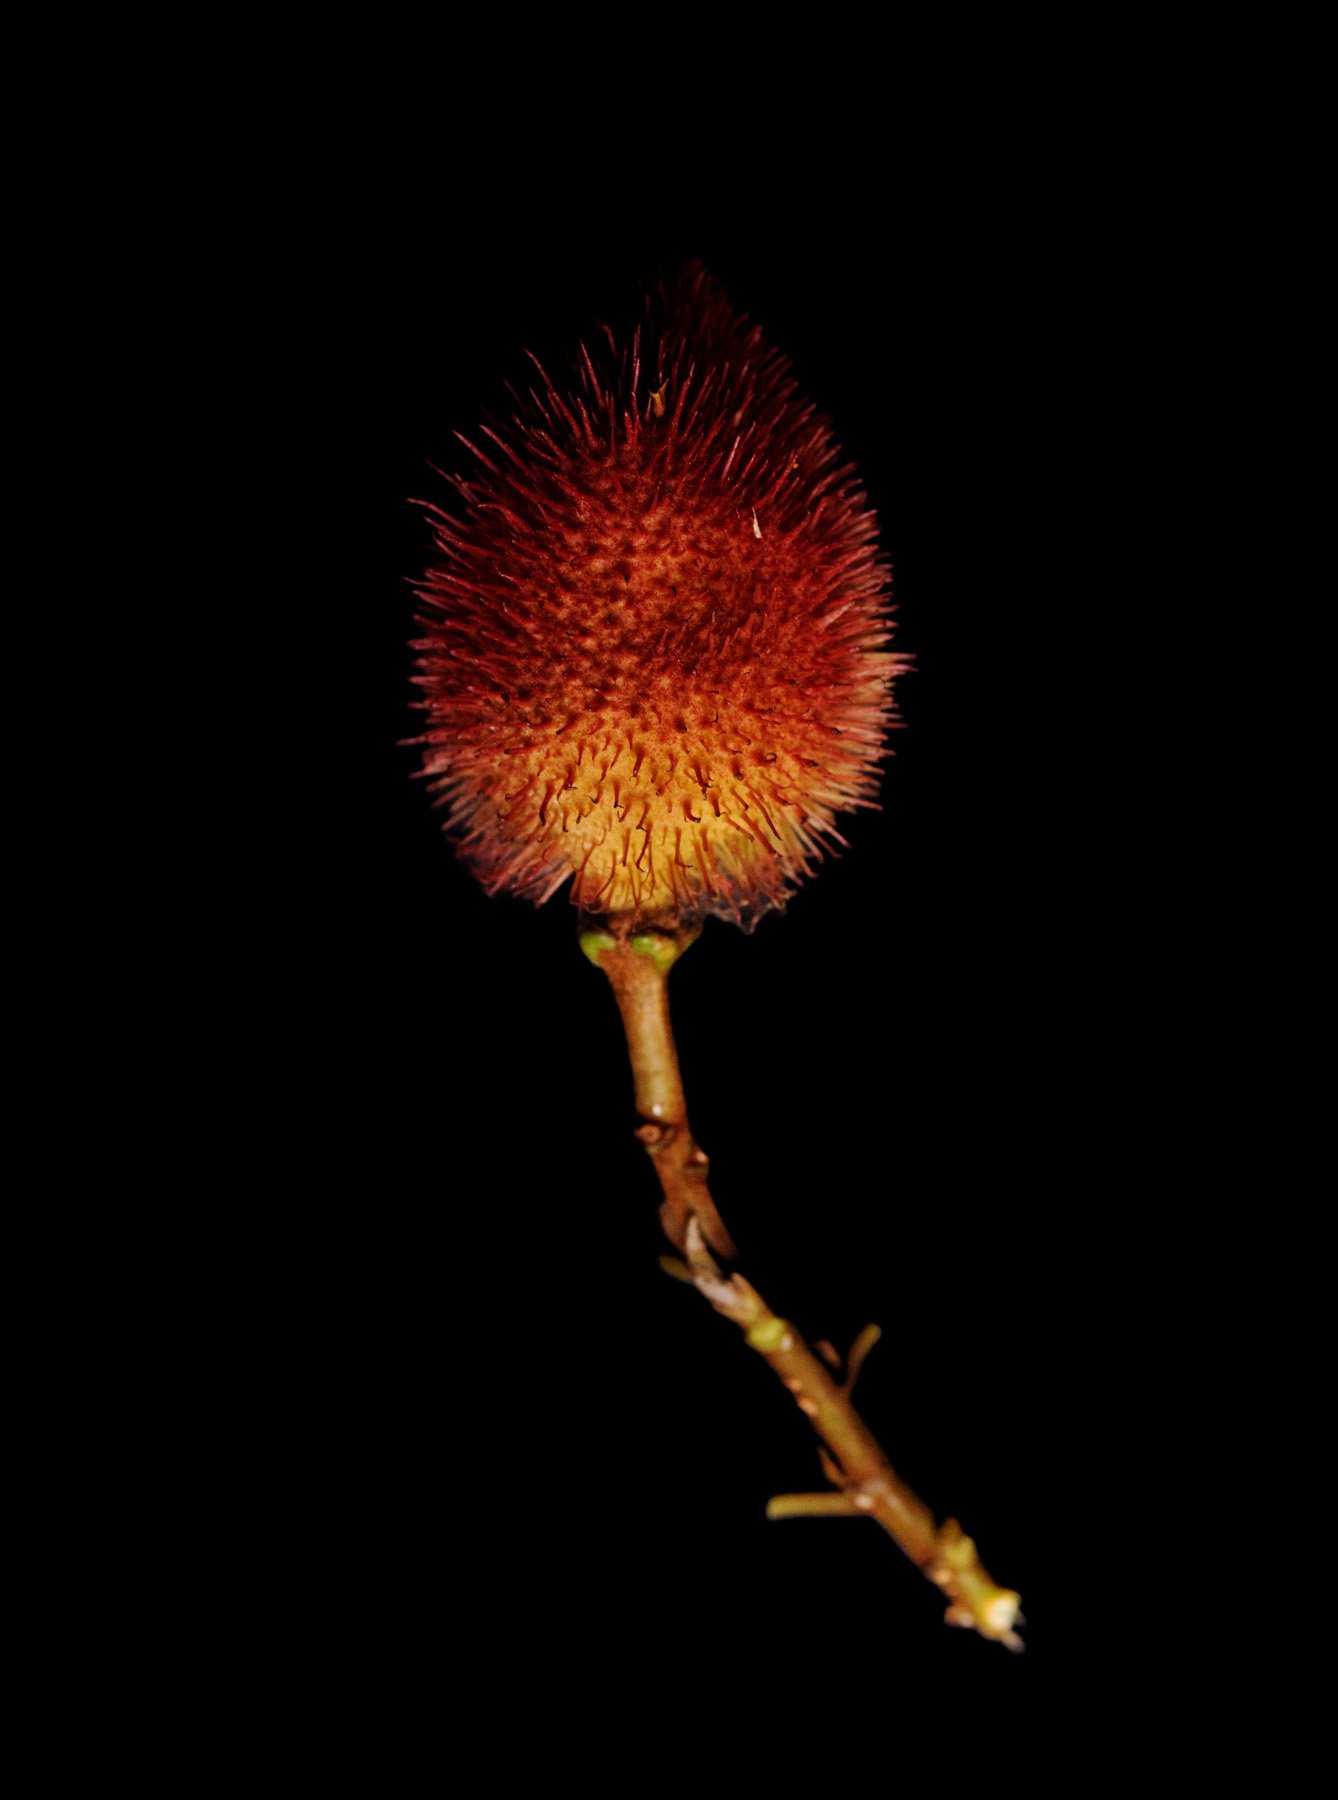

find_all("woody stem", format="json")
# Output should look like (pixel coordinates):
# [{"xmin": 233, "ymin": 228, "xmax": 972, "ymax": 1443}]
[
  {"xmin": 580, "ymin": 916, "xmax": 1023, "ymax": 1650},
  {"xmin": 579, "ymin": 917, "xmax": 737, "ymax": 1260}
]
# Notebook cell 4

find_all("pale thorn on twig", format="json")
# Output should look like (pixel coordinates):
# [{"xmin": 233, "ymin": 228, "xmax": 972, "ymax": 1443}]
[
  {"xmin": 817, "ymin": 1446, "xmax": 843, "ymax": 1487},
  {"xmin": 684, "ymin": 1216, "xmax": 751, "ymax": 1319},
  {"xmin": 842, "ymin": 1323, "xmax": 882, "ymax": 1395},
  {"xmin": 765, "ymin": 1491, "xmax": 859, "ymax": 1520},
  {"xmin": 684, "ymin": 1215, "xmax": 717, "ymax": 1277}
]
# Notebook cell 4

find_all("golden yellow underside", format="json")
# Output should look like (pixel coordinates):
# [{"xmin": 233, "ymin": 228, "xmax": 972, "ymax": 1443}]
[{"xmin": 466, "ymin": 717, "xmax": 867, "ymax": 917}]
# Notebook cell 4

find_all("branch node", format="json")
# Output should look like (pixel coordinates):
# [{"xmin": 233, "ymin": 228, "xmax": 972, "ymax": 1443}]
[{"xmin": 744, "ymin": 1314, "xmax": 791, "ymax": 1353}]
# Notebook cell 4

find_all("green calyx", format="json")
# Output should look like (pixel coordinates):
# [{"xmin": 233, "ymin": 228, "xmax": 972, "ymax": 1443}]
[
  {"xmin": 579, "ymin": 923, "xmax": 702, "ymax": 972},
  {"xmin": 630, "ymin": 924, "xmax": 702, "ymax": 973},
  {"xmin": 629, "ymin": 932, "xmax": 681, "ymax": 974}
]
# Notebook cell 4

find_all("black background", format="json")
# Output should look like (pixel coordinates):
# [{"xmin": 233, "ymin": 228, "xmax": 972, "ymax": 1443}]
[{"xmin": 250, "ymin": 152, "xmax": 1137, "ymax": 1754}]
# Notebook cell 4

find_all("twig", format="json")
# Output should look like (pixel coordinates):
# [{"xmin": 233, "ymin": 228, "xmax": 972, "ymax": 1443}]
[
  {"xmin": 582, "ymin": 917, "xmax": 1023, "ymax": 1650},
  {"xmin": 579, "ymin": 918, "xmax": 736, "ymax": 1259}
]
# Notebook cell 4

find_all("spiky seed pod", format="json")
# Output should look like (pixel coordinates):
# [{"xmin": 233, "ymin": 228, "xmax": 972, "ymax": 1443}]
[{"xmin": 411, "ymin": 264, "xmax": 905, "ymax": 928}]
